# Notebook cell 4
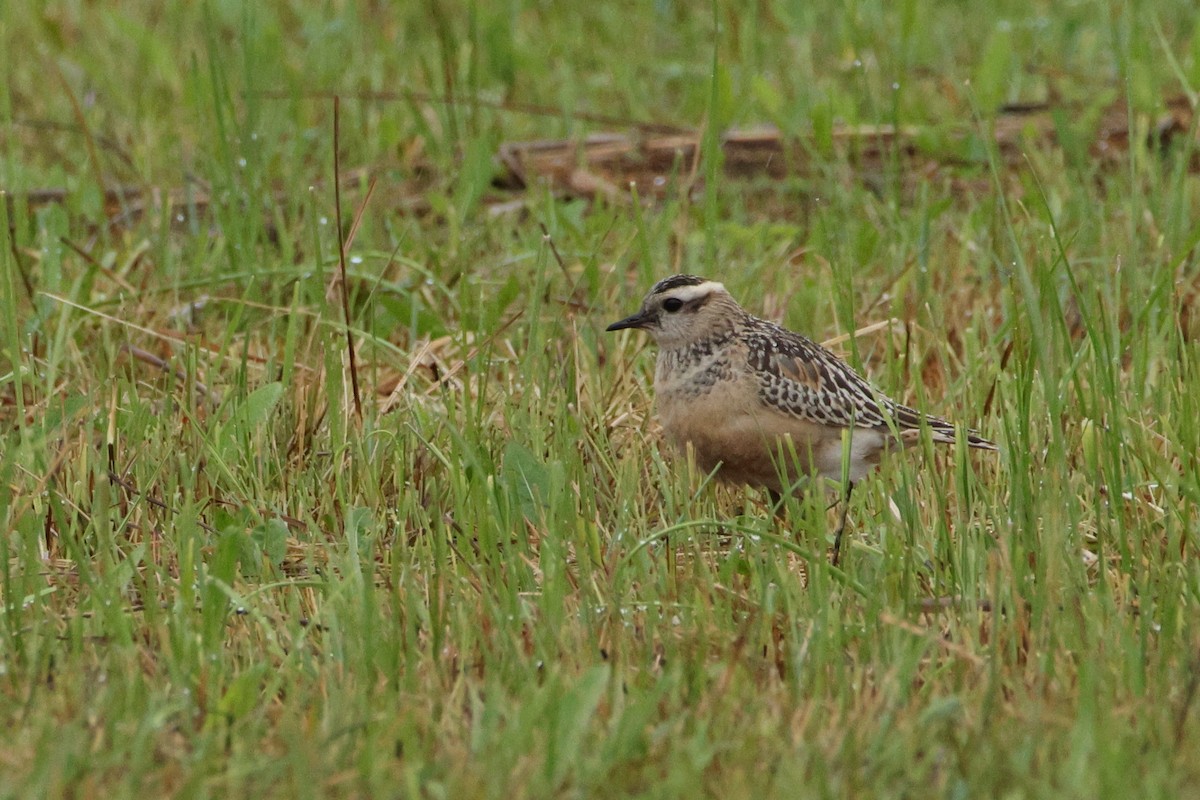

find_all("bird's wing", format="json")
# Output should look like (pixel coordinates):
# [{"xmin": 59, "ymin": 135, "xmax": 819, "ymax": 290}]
[
  {"xmin": 745, "ymin": 320, "xmax": 996, "ymax": 449},
  {"xmin": 746, "ymin": 321, "xmax": 891, "ymax": 429}
]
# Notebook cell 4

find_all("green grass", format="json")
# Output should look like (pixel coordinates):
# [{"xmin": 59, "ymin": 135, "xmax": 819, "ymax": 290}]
[{"xmin": 4, "ymin": 1, "xmax": 1200, "ymax": 797}]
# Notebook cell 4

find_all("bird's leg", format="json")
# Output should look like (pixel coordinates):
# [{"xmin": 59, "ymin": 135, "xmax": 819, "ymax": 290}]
[
  {"xmin": 830, "ymin": 481, "xmax": 855, "ymax": 568},
  {"xmin": 767, "ymin": 488, "xmax": 805, "ymax": 548}
]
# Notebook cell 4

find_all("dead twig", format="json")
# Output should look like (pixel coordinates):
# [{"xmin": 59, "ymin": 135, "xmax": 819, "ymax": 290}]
[
  {"xmin": 106, "ymin": 470, "xmax": 217, "ymax": 534},
  {"xmin": 331, "ymin": 96, "xmax": 363, "ymax": 422}
]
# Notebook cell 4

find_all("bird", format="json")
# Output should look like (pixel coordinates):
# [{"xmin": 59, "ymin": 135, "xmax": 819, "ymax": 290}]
[{"xmin": 606, "ymin": 274, "xmax": 996, "ymax": 565}]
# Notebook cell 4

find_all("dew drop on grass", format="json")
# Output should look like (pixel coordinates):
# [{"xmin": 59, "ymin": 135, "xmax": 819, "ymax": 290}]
[
  {"xmin": 238, "ymin": 157, "xmax": 247, "ymax": 168},
  {"xmin": 892, "ymin": 82, "xmax": 900, "ymax": 90},
  {"xmin": 350, "ymin": 255, "xmax": 363, "ymax": 265},
  {"xmin": 319, "ymin": 216, "xmax": 329, "ymax": 225}
]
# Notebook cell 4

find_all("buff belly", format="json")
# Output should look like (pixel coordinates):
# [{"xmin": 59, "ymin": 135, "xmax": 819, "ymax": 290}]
[{"xmin": 656, "ymin": 380, "xmax": 890, "ymax": 491}]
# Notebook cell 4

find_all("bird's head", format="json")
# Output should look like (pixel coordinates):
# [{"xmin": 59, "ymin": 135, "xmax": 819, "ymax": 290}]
[{"xmin": 606, "ymin": 275, "xmax": 742, "ymax": 349}]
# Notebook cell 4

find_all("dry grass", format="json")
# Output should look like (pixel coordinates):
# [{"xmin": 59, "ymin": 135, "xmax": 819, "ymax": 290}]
[{"xmin": 4, "ymin": 2, "xmax": 1200, "ymax": 798}]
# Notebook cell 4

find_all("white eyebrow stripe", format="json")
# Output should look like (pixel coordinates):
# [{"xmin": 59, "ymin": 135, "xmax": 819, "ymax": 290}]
[{"xmin": 663, "ymin": 281, "xmax": 725, "ymax": 302}]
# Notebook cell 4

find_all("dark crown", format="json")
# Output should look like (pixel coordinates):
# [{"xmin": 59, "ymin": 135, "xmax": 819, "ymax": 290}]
[{"xmin": 650, "ymin": 274, "xmax": 708, "ymax": 295}]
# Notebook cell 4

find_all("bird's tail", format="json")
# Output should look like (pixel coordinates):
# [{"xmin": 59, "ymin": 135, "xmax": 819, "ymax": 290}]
[{"xmin": 891, "ymin": 404, "xmax": 997, "ymax": 451}]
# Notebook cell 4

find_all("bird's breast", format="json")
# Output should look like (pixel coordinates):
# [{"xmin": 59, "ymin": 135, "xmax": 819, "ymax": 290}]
[{"xmin": 652, "ymin": 348, "xmax": 891, "ymax": 488}]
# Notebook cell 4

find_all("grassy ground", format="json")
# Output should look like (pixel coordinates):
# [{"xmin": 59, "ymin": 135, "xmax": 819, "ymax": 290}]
[{"xmin": 4, "ymin": 1, "xmax": 1200, "ymax": 797}]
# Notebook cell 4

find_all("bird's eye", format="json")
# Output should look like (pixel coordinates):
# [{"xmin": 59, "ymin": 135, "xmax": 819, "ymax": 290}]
[{"xmin": 662, "ymin": 298, "xmax": 684, "ymax": 313}]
